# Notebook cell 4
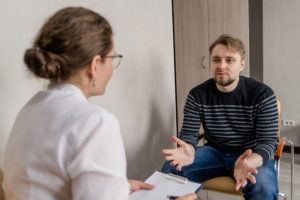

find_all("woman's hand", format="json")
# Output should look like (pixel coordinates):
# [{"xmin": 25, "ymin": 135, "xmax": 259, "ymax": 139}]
[
  {"xmin": 162, "ymin": 136, "xmax": 195, "ymax": 171},
  {"xmin": 176, "ymin": 193, "xmax": 197, "ymax": 200},
  {"xmin": 128, "ymin": 179, "xmax": 155, "ymax": 194}
]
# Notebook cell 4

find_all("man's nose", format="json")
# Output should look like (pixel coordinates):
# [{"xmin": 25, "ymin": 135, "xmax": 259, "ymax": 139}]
[{"xmin": 218, "ymin": 59, "xmax": 226, "ymax": 70}]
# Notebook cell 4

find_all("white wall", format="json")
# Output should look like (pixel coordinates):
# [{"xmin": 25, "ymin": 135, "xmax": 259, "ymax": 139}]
[
  {"xmin": 263, "ymin": 0, "xmax": 300, "ymax": 146},
  {"xmin": 0, "ymin": 0, "xmax": 176, "ymax": 180}
]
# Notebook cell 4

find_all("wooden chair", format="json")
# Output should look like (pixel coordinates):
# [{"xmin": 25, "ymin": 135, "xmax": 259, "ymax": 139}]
[
  {"xmin": 199, "ymin": 99, "xmax": 294, "ymax": 200},
  {"xmin": 0, "ymin": 168, "xmax": 4, "ymax": 200}
]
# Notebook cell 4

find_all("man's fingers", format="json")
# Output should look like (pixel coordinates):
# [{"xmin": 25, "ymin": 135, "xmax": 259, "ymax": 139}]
[
  {"xmin": 247, "ymin": 174, "xmax": 256, "ymax": 184},
  {"xmin": 239, "ymin": 149, "xmax": 252, "ymax": 160},
  {"xmin": 162, "ymin": 149, "xmax": 175, "ymax": 155},
  {"xmin": 165, "ymin": 155, "xmax": 175, "ymax": 161},
  {"xmin": 250, "ymin": 167, "xmax": 258, "ymax": 175},
  {"xmin": 235, "ymin": 178, "xmax": 247, "ymax": 191},
  {"xmin": 241, "ymin": 180, "xmax": 248, "ymax": 188},
  {"xmin": 171, "ymin": 160, "xmax": 177, "ymax": 166},
  {"xmin": 235, "ymin": 181, "xmax": 242, "ymax": 191},
  {"xmin": 172, "ymin": 136, "xmax": 186, "ymax": 147},
  {"xmin": 176, "ymin": 164, "xmax": 182, "ymax": 171}
]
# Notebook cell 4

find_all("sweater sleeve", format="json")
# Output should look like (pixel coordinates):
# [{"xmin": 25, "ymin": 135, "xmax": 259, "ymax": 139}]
[
  {"xmin": 253, "ymin": 94, "xmax": 279, "ymax": 165},
  {"xmin": 179, "ymin": 92, "xmax": 201, "ymax": 149}
]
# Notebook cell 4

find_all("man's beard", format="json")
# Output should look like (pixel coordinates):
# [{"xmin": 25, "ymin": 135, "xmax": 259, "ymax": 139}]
[{"xmin": 214, "ymin": 77, "xmax": 235, "ymax": 87}]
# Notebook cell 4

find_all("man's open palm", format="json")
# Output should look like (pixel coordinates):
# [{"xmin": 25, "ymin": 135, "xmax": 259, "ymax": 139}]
[
  {"xmin": 234, "ymin": 149, "xmax": 258, "ymax": 191},
  {"xmin": 162, "ymin": 136, "xmax": 195, "ymax": 171}
]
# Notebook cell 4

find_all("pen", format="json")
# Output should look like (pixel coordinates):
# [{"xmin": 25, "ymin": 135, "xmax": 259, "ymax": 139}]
[{"xmin": 167, "ymin": 195, "xmax": 179, "ymax": 200}]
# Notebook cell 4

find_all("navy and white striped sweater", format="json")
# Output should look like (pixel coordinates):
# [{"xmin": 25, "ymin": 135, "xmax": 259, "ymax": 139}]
[{"xmin": 179, "ymin": 76, "xmax": 279, "ymax": 164}]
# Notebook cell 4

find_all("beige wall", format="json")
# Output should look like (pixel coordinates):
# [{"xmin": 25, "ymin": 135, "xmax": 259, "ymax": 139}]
[
  {"xmin": 0, "ymin": 0, "xmax": 176, "ymax": 180},
  {"xmin": 263, "ymin": 0, "xmax": 300, "ymax": 146}
]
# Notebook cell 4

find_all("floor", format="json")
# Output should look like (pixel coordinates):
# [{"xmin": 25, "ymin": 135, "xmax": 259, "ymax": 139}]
[{"xmin": 197, "ymin": 152, "xmax": 300, "ymax": 200}]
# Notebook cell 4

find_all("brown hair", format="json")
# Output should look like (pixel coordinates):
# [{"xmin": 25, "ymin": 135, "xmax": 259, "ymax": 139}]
[
  {"xmin": 209, "ymin": 34, "xmax": 246, "ymax": 60},
  {"xmin": 24, "ymin": 7, "xmax": 113, "ymax": 83}
]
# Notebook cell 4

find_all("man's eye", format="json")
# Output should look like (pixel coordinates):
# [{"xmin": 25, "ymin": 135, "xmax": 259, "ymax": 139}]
[
  {"xmin": 213, "ymin": 59, "xmax": 220, "ymax": 63},
  {"xmin": 226, "ymin": 59, "xmax": 233, "ymax": 63}
]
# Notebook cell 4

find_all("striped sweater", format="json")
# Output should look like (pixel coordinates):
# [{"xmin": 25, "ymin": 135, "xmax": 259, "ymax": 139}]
[{"xmin": 179, "ymin": 76, "xmax": 279, "ymax": 164}]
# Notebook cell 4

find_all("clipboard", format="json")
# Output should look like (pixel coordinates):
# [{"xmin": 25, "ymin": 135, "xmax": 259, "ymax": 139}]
[{"xmin": 129, "ymin": 171, "xmax": 204, "ymax": 200}]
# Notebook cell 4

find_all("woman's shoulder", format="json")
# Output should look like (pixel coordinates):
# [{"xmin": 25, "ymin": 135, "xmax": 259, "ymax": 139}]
[
  {"xmin": 66, "ymin": 102, "xmax": 118, "ymax": 134},
  {"xmin": 82, "ymin": 103, "xmax": 117, "ymax": 122},
  {"xmin": 48, "ymin": 84, "xmax": 118, "ymax": 122}
]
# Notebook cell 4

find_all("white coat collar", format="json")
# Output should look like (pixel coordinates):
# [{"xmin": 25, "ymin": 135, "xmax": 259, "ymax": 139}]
[{"xmin": 53, "ymin": 83, "xmax": 88, "ymax": 103}]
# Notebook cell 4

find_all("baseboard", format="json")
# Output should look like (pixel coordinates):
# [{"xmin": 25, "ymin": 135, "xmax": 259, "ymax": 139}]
[{"xmin": 283, "ymin": 145, "xmax": 300, "ymax": 154}]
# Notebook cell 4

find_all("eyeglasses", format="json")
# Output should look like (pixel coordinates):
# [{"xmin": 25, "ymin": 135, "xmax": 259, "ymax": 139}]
[{"xmin": 104, "ymin": 54, "xmax": 123, "ymax": 69}]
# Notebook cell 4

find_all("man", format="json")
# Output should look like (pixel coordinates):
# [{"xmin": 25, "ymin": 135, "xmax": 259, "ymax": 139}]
[{"xmin": 162, "ymin": 34, "xmax": 279, "ymax": 200}]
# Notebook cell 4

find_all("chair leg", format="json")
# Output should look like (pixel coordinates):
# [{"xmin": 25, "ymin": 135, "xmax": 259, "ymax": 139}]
[
  {"xmin": 205, "ymin": 190, "xmax": 209, "ymax": 200},
  {"xmin": 278, "ymin": 192, "xmax": 287, "ymax": 200},
  {"xmin": 286, "ymin": 138, "xmax": 294, "ymax": 200},
  {"xmin": 274, "ymin": 159, "xmax": 280, "ymax": 181}
]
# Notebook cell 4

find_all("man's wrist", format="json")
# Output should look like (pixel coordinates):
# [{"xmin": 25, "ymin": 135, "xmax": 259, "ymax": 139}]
[
  {"xmin": 246, "ymin": 153, "xmax": 263, "ymax": 168},
  {"xmin": 186, "ymin": 143, "xmax": 195, "ymax": 155}
]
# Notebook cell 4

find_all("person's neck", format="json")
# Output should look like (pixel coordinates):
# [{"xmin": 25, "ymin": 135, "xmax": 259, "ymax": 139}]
[
  {"xmin": 67, "ymin": 74, "xmax": 91, "ymax": 98},
  {"xmin": 216, "ymin": 76, "xmax": 240, "ymax": 93}
]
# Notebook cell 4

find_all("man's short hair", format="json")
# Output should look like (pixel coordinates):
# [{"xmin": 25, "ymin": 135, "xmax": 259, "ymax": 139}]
[{"xmin": 209, "ymin": 34, "xmax": 246, "ymax": 60}]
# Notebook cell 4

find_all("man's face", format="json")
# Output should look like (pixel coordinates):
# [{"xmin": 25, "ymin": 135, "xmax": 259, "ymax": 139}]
[{"xmin": 210, "ymin": 44, "xmax": 245, "ymax": 89}]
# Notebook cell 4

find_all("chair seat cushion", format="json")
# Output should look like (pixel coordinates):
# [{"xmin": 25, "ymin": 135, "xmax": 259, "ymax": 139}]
[{"xmin": 202, "ymin": 176, "xmax": 243, "ymax": 196}]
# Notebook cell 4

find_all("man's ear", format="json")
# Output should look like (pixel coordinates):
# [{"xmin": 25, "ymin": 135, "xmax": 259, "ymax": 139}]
[
  {"xmin": 87, "ymin": 55, "xmax": 102, "ymax": 79},
  {"xmin": 240, "ymin": 58, "xmax": 246, "ymax": 71}
]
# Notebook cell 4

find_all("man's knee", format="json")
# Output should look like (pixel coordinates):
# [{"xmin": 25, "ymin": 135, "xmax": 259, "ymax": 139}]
[
  {"xmin": 162, "ymin": 161, "xmax": 180, "ymax": 175},
  {"xmin": 243, "ymin": 160, "xmax": 278, "ymax": 199},
  {"xmin": 162, "ymin": 161, "xmax": 172, "ymax": 173},
  {"xmin": 243, "ymin": 178, "xmax": 278, "ymax": 200}
]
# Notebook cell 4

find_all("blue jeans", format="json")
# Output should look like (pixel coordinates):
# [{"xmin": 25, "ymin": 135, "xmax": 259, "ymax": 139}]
[{"xmin": 162, "ymin": 145, "xmax": 278, "ymax": 200}]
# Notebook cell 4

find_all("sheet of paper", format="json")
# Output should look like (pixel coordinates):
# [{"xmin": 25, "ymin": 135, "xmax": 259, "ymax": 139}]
[{"xmin": 129, "ymin": 171, "xmax": 203, "ymax": 200}]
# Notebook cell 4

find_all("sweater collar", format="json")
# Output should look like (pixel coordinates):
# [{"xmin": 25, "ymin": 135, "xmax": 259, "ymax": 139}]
[{"xmin": 213, "ymin": 76, "xmax": 243, "ymax": 95}]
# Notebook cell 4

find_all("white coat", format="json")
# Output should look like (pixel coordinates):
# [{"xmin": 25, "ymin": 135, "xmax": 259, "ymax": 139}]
[{"xmin": 3, "ymin": 84, "xmax": 130, "ymax": 200}]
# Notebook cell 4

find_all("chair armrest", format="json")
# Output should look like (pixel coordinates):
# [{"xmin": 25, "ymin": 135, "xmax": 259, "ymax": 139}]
[{"xmin": 274, "ymin": 137, "xmax": 286, "ymax": 159}]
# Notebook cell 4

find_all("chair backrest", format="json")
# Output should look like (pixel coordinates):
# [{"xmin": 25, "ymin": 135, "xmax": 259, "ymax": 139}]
[
  {"xmin": 276, "ymin": 98, "xmax": 282, "ymax": 138},
  {"xmin": 274, "ymin": 98, "xmax": 286, "ymax": 160}
]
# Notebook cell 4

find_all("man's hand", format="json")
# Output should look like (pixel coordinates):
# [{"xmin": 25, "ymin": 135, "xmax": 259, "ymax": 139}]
[
  {"xmin": 234, "ymin": 149, "xmax": 260, "ymax": 191},
  {"xmin": 128, "ymin": 180, "xmax": 155, "ymax": 194},
  {"xmin": 162, "ymin": 136, "xmax": 195, "ymax": 171},
  {"xmin": 176, "ymin": 193, "xmax": 197, "ymax": 200}
]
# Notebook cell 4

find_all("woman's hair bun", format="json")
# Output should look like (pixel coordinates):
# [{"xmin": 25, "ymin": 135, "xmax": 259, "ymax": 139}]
[{"xmin": 24, "ymin": 47, "xmax": 61, "ymax": 81}]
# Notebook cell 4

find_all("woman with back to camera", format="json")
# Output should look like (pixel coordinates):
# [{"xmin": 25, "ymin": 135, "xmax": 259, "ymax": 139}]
[{"xmin": 3, "ymin": 7, "xmax": 196, "ymax": 200}]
